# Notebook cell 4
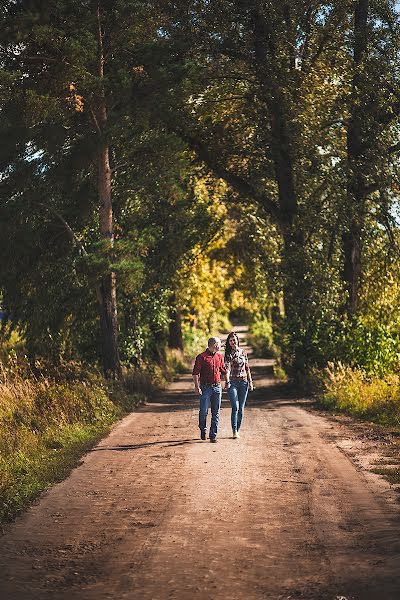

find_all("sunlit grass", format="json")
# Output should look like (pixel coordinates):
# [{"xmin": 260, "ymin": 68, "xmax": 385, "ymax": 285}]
[
  {"xmin": 313, "ymin": 362, "xmax": 400, "ymax": 428},
  {"xmin": 0, "ymin": 344, "xmax": 190, "ymax": 523},
  {"xmin": 370, "ymin": 466, "xmax": 400, "ymax": 485},
  {"xmin": 0, "ymin": 354, "xmax": 145, "ymax": 523}
]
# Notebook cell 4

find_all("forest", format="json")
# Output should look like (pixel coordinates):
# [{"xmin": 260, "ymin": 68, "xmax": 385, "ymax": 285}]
[{"xmin": 1, "ymin": 0, "xmax": 400, "ymax": 520}]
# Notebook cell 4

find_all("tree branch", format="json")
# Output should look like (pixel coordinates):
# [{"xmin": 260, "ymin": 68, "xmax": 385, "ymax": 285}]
[
  {"xmin": 177, "ymin": 129, "xmax": 281, "ymax": 224},
  {"xmin": 35, "ymin": 202, "xmax": 87, "ymax": 256},
  {"xmin": 87, "ymin": 102, "xmax": 102, "ymax": 134},
  {"xmin": 111, "ymin": 162, "xmax": 128, "ymax": 174}
]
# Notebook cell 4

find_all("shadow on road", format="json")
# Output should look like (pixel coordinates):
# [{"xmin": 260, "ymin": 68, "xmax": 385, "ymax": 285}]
[{"xmin": 94, "ymin": 438, "xmax": 202, "ymax": 451}]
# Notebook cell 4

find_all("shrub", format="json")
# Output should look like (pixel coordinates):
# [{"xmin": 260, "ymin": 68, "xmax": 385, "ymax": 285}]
[{"xmin": 248, "ymin": 317, "xmax": 276, "ymax": 358}]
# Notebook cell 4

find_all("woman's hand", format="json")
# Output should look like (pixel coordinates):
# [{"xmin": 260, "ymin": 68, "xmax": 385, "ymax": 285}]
[{"xmin": 249, "ymin": 382, "xmax": 254, "ymax": 392}]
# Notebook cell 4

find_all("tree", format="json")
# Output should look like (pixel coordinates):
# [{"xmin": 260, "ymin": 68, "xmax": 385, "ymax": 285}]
[
  {"xmin": 140, "ymin": 0, "xmax": 400, "ymax": 374},
  {"xmin": 139, "ymin": 1, "xmax": 351, "ymax": 373},
  {"xmin": 1, "ymin": 0, "xmax": 161, "ymax": 376},
  {"xmin": 343, "ymin": 0, "xmax": 400, "ymax": 316}
]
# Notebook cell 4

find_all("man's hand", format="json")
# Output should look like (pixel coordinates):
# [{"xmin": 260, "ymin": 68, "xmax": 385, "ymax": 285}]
[{"xmin": 192, "ymin": 374, "xmax": 201, "ymax": 395}]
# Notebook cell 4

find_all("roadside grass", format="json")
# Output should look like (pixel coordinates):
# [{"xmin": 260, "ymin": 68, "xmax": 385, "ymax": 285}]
[
  {"xmin": 370, "ymin": 440, "xmax": 400, "ymax": 485},
  {"xmin": 0, "ymin": 422, "xmax": 115, "ymax": 524},
  {"xmin": 0, "ymin": 367, "xmax": 144, "ymax": 524},
  {"xmin": 370, "ymin": 467, "xmax": 400, "ymax": 485},
  {"xmin": 165, "ymin": 349, "xmax": 191, "ymax": 376},
  {"xmin": 311, "ymin": 362, "xmax": 400, "ymax": 429},
  {"xmin": 0, "ymin": 349, "xmax": 185, "ymax": 524},
  {"xmin": 310, "ymin": 363, "xmax": 400, "ymax": 486}
]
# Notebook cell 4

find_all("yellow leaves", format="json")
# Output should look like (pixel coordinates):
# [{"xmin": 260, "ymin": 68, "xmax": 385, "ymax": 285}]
[
  {"xmin": 65, "ymin": 82, "xmax": 84, "ymax": 113},
  {"xmin": 176, "ymin": 242, "xmax": 233, "ymax": 331},
  {"xmin": 132, "ymin": 65, "xmax": 145, "ymax": 76},
  {"xmin": 193, "ymin": 174, "xmax": 228, "ymax": 213},
  {"xmin": 73, "ymin": 95, "xmax": 84, "ymax": 113}
]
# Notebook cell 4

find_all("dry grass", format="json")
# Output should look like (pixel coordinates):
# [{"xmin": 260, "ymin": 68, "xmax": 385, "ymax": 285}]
[
  {"xmin": 0, "ymin": 345, "xmax": 189, "ymax": 523},
  {"xmin": 370, "ymin": 466, "xmax": 400, "ymax": 484},
  {"xmin": 0, "ymin": 353, "xmax": 142, "ymax": 523},
  {"xmin": 312, "ymin": 362, "xmax": 400, "ymax": 428}
]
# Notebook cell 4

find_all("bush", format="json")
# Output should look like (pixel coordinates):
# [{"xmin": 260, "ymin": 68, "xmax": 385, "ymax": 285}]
[
  {"xmin": 248, "ymin": 317, "xmax": 276, "ymax": 358},
  {"xmin": 165, "ymin": 348, "xmax": 190, "ymax": 376}
]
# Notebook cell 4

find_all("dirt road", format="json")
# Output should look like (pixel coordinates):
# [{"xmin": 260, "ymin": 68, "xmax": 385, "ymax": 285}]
[{"xmin": 1, "ymin": 339, "xmax": 400, "ymax": 600}]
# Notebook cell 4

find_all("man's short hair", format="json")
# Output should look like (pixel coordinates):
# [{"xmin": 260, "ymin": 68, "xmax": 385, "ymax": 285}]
[{"xmin": 208, "ymin": 337, "xmax": 219, "ymax": 347}]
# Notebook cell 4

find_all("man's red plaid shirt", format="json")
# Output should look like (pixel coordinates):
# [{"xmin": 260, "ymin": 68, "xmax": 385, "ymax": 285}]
[{"xmin": 192, "ymin": 349, "xmax": 227, "ymax": 385}]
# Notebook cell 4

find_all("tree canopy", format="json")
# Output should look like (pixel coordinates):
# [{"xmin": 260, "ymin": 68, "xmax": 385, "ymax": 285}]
[{"xmin": 1, "ymin": 0, "xmax": 400, "ymax": 380}]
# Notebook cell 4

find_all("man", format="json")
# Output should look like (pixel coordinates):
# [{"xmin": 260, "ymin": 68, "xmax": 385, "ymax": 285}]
[{"xmin": 192, "ymin": 337, "xmax": 229, "ymax": 443}]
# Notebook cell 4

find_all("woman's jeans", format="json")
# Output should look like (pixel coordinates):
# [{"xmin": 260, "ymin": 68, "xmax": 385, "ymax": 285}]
[
  {"xmin": 199, "ymin": 384, "xmax": 222, "ymax": 439},
  {"xmin": 228, "ymin": 380, "xmax": 249, "ymax": 432}
]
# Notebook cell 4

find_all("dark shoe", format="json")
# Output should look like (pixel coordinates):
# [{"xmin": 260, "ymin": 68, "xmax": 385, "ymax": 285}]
[
  {"xmin": 201, "ymin": 431, "xmax": 206, "ymax": 440},
  {"xmin": 210, "ymin": 437, "xmax": 217, "ymax": 443}
]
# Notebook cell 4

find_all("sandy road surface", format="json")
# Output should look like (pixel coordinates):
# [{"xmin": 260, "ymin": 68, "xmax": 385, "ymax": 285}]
[{"xmin": 1, "ymin": 342, "xmax": 400, "ymax": 600}]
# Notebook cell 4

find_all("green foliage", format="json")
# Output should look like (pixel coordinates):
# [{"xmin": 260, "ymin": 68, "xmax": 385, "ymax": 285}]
[
  {"xmin": 248, "ymin": 317, "xmax": 276, "ymax": 358},
  {"xmin": 1, "ymin": 1, "xmax": 400, "ymax": 424},
  {"xmin": 182, "ymin": 324, "xmax": 209, "ymax": 358},
  {"xmin": 336, "ymin": 320, "xmax": 400, "ymax": 377}
]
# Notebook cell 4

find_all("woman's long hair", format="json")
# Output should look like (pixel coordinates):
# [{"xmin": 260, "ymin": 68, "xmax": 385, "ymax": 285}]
[{"xmin": 224, "ymin": 331, "xmax": 240, "ymax": 363}]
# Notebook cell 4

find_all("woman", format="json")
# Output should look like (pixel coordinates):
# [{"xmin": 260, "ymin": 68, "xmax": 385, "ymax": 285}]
[{"xmin": 224, "ymin": 331, "xmax": 253, "ymax": 439}]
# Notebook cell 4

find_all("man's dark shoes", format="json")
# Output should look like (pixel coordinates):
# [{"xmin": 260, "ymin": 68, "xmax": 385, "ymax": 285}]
[
  {"xmin": 201, "ymin": 431, "xmax": 206, "ymax": 440},
  {"xmin": 210, "ymin": 437, "xmax": 217, "ymax": 443}
]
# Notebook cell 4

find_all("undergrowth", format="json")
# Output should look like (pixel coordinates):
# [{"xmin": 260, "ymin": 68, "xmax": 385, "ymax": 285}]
[
  {"xmin": 311, "ymin": 362, "xmax": 400, "ymax": 429},
  {"xmin": 247, "ymin": 317, "xmax": 277, "ymax": 358}
]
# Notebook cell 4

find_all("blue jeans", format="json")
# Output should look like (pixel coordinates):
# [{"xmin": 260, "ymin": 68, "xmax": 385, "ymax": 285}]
[
  {"xmin": 228, "ymin": 380, "xmax": 249, "ymax": 432},
  {"xmin": 199, "ymin": 384, "xmax": 222, "ymax": 439}
]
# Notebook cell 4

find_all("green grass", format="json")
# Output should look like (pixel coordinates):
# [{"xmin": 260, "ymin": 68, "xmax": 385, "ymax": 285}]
[
  {"xmin": 0, "ymin": 422, "xmax": 112, "ymax": 523},
  {"xmin": 0, "ymin": 351, "xmax": 152, "ymax": 524}
]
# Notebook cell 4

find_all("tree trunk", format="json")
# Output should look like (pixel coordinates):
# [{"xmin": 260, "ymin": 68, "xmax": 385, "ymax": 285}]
[
  {"xmin": 252, "ymin": 6, "xmax": 297, "ymax": 224},
  {"xmin": 168, "ymin": 295, "xmax": 184, "ymax": 351},
  {"xmin": 96, "ymin": 3, "xmax": 121, "ymax": 379},
  {"xmin": 342, "ymin": 223, "xmax": 362, "ymax": 315},
  {"xmin": 252, "ymin": 6, "xmax": 310, "ymax": 376},
  {"xmin": 343, "ymin": 0, "xmax": 369, "ymax": 316}
]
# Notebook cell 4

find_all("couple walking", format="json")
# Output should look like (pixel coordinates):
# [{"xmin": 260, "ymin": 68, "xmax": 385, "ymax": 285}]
[{"xmin": 192, "ymin": 332, "xmax": 254, "ymax": 443}]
